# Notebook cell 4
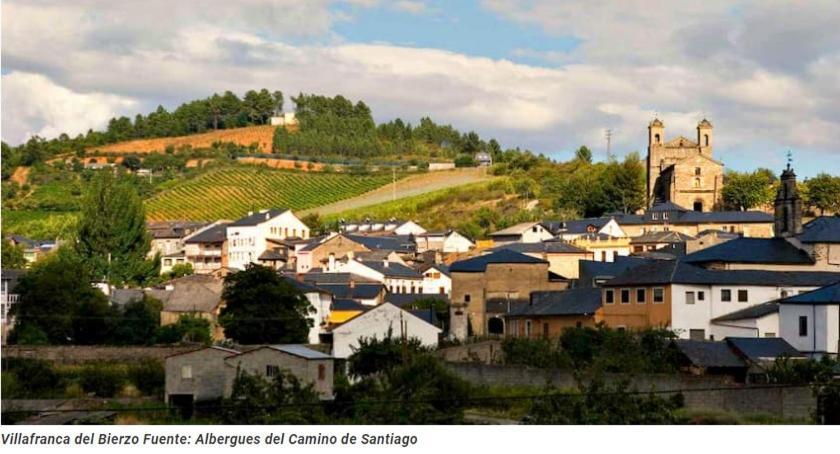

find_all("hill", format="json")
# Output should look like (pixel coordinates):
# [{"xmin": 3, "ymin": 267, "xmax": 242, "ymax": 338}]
[
  {"xmin": 89, "ymin": 125, "xmax": 276, "ymax": 154},
  {"xmin": 143, "ymin": 167, "xmax": 396, "ymax": 221}
]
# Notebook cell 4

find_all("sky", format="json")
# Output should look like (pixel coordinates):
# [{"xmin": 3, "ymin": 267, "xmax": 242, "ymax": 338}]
[{"xmin": 2, "ymin": 0, "xmax": 839, "ymax": 177}]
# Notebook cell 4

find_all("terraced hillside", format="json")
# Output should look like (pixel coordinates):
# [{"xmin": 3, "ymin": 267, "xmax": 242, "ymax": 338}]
[
  {"xmin": 89, "ymin": 125, "xmax": 276, "ymax": 154},
  {"xmin": 144, "ymin": 167, "xmax": 394, "ymax": 221}
]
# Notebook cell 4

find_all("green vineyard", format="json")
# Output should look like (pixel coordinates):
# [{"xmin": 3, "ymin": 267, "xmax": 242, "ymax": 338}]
[{"xmin": 144, "ymin": 167, "xmax": 395, "ymax": 221}]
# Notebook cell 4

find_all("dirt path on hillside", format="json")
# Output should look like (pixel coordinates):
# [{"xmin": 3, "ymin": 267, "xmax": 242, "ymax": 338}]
[
  {"xmin": 300, "ymin": 167, "xmax": 496, "ymax": 217},
  {"xmin": 10, "ymin": 166, "xmax": 30, "ymax": 185}
]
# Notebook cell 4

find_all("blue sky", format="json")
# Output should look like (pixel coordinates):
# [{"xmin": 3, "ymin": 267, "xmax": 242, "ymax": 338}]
[{"xmin": 2, "ymin": 0, "xmax": 839, "ymax": 177}]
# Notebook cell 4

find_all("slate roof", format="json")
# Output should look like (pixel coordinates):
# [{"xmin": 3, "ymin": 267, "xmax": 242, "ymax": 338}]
[
  {"xmin": 726, "ymin": 337, "xmax": 802, "ymax": 360},
  {"xmin": 345, "ymin": 234, "xmax": 415, "ymax": 252},
  {"xmin": 281, "ymin": 276, "xmax": 331, "ymax": 295},
  {"xmin": 358, "ymin": 260, "xmax": 422, "ymax": 279},
  {"xmin": 778, "ymin": 281, "xmax": 840, "ymax": 305},
  {"xmin": 153, "ymin": 275, "xmax": 224, "ymax": 313},
  {"xmin": 269, "ymin": 345, "xmax": 332, "ymax": 360},
  {"xmin": 494, "ymin": 241, "xmax": 588, "ymax": 254},
  {"xmin": 677, "ymin": 211, "xmax": 773, "ymax": 224},
  {"xmin": 229, "ymin": 209, "xmax": 289, "ymax": 226},
  {"xmin": 7, "ymin": 235, "xmax": 56, "ymax": 249},
  {"xmin": 558, "ymin": 209, "xmax": 772, "ymax": 227},
  {"xmin": 798, "ymin": 217, "xmax": 840, "ymax": 243},
  {"xmin": 110, "ymin": 288, "xmax": 144, "ymax": 307},
  {"xmin": 672, "ymin": 340, "xmax": 747, "ymax": 368},
  {"xmin": 318, "ymin": 283, "xmax": 384, "ymax": 300},
  {"xmin": 712, "ymin": 301, "xmax": 780, "ymax": 322},
  {"xmin": 258, "ymin": 249, "xmax": 286, "ymax": 261},
  {"xmin": 416, "ymin": 262, "xmax": 451, "ymax": 276},
  {"xmin": 409, "ymin": 309, "xmax": 439, "ymax": 326},
  {"xmin": 545, "ymin": 217, "xmax": 612, "ymax": 234},
  {"xmin": 184, "ymin": 222, "xmax": 230, "ymax": 243},
  {"xmin": 332, "ymin": 298, "xmax": 367, "ymax": 311},
  {"xmin": 649, "ymin": 201, "xmax": 688, "ymax": 212},
  {"xmin": 509, "ymin": 287, "xmax": 602, "ymax": 317},
  {"xmin": 300, "ymin": 272, "xmax": 378, "ymax": 285},
  {"xmin": 147, "ymin": 221, "xmax": 208, "ymax": 239},
  {"xmin": 450, "ymin": 249, "xmax": 548, "ymax": 273},
  {"xmin": 577, "ymin": 256, "xmax": 656, "ymax": 288},
  {"xmin": 683, "ymin": 237, "xmax": 814, "ymax": 265},
  {"xmin": 1, "ymin": 269, "xmax": 24, "ymax": 293},
  {"xmin": 604, "ymin": 260, "xmax": 840, "ymax": 287}
]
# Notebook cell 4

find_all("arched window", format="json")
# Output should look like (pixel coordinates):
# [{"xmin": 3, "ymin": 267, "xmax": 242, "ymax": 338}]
[
  {"xmin": 654, "ymin": 134, "xmax": 661, "ymax": 144},
  {"xmin": 693, "ymin": 178, "xmax": 701, "ymax": 188},
  {"xmin": 693, "ymin": 200, "xmax": 703, "ymax": 212},
  {"xmin": 695, "ymin": 167, "xmax": 701, "ymax": 176},
  {"xmin": 704, "ymin": 134, "xmax": 709, "ymax": 146},
  {"xmin": 488, "ymin": 317, "xmax": 505, "ymax": 336}
]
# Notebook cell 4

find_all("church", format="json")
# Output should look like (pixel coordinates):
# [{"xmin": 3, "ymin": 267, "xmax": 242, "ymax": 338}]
[{"xmin": 646, "ymin": 118, "xmax": 724, "ymax": 212}]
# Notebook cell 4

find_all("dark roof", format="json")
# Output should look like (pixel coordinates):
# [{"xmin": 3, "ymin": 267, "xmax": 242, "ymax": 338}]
[
  {"xmin": 1, "ymin": 269, "xmax": 24, "ymax": 293},
  {"xmin": 110, "ymin": 288, "xmax": 144, "ymax": 307},
  {"xmin": 230, "ymin": 209, "xmax": 289, "ymax": 226},
  {"xmin": 778, "ymin": 281, "xmax": 840, "ymax": 305},
  {"xmin": 677, "ymin": 211, "xmax": 773, "ymax": 224},
  {"xmin": 494, "ymin": 241, "xmax": 588, "ymax": 254},
  {"xmin": 7, "ymin": 235, "xmax": 56, "ymax": 249},
  {"xmin": 258, "ymin": 249, "xmax": 286, "ymax": 261},
  {"xmin": 509, "ymin": 288, "xmax": 602, "ymax": 317},
  {"xmin": 450, "ymin": 249, "xmax": 547, "ymax": 273},
  {"xmin": 268, "ymin": 345, "xmax": 332, "ymax": 360},
  {"xmin": 683, "ymin": 237, "xmax": 814, "ymax": 265},
  {"xmin": 605, "ymin": 260, "xmax": 840, "ymax": 287},
  {"xmin": 726, "ymin": 337, "xmax": 802, "ymax": 361},
  {"xmin": 332, "ymin": 298, "xmax": 367, "ymax": 311},
  {"xmin": 712, "ymin": 301, "xmax": 780, "ymax": 322},
  {"xmin": 385, "ymin": 293, "xmax": 450, "ymax": 308},
  {"xmin": 544, "ymin": 217, "xmax": 611, "ymax": 234},
  {"xmin": 649, "ymin": 201, "xmax": 688, "ymax": 212},
  {"xmin": 184, "ymin": 222, "xmax": 229, "ymax": 243},
  {"xmin": 577, "ymin": 256, "xmax": 656, "ymax": 288},
  {"xmin": 672, "ymin": 340, "xmax": 747, "ymax": 368},
  {"xmin": 281, "ymin": 276, "xmax": 331, "ymax": 295},
  {"xmin": 318, "ymin": 283, "xmax": 383, "ymax": 300},
  {"xmin": 147, "ymin": 221, "xmax": 208, "ymax": 239},
  {"xmin": 300, "ymin": 272, "xmax": 378, "ymax": 285},
  {"xmin": 358, "ymin": 260, "xmax": 422, "ymax": 279},
  {"xmin": 798, "ymin": 217, "xmax": 840, "ymax": 243},
  {"xmin": 345, "ymin": 234, "xmax": 415, "ymax": 252},
  {"xmin": 417, "ymin": 262, "xmax": 450, "ymax": 276},
  {"xmin": 409, "ymin": 309, "xmax": 439, "ymax": 326}
]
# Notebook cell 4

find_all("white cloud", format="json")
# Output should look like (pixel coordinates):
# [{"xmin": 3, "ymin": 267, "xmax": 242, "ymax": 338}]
[{"xmin": 1, "ymin": 72, "xmax": 138, "ymax": 143}]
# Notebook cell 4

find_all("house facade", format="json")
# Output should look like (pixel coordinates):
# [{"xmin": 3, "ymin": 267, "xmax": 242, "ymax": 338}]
[
  {"xmin": 331, "ymin": 302, "xmax": 441, "ymax": 358},
  {"xmin": 227, "ymin": 209, "xmax": 309, "ymax": 270}
]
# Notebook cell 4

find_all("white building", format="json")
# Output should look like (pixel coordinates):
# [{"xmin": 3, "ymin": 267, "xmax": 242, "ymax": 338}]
[
  {"xmin": 227, "ymin": 209, "xmax": 309, "ymax": 270},
  {"xmin": 333, "ymin": 259, "xmax": 425, "ymax": 294},
  {"xmin": 777, "ymin": 282, "xmax": 840, "ymax": 357},
  {"xmin": 331, "ymin": 303, "xmax": 441, "ymax": 359},
  {"xmin": 551, "ymin": 218, "xmax": 627, "ymax": 241},
  {"xmin": 489, "ymin": 222, "xmax": 554, "ymax": 245},
  {"xmin": 284, "ymin": 277, "xmax": 334, "ymax": 344},
  {"xmin": 420, "ymin": 263, "xmax": 451, "ymax": 296},
  {"xmin": 415, "ymin": 230, "xmax": 474, "ymax": 253},
  {"xmin": 270, "ymin": 112, "xmax": 297, "ymax": 127}
]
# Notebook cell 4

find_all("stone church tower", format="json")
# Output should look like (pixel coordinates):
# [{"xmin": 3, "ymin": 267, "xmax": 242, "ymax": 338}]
[
  {"xmin": 646, "ymin": 118, "xmax": 723, "ymax": 211},
  {"xmin": 774, "ymin": 163, "xmax": 803, "ymax": 238}
]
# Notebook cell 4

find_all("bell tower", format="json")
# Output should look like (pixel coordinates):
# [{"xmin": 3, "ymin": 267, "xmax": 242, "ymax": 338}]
[
  {"xmin": 647, "ymin": 118, "xmax": 665, "ymax": 207},
  {"xmin": 774, "ymin": 155, "xmax": 803, "ymax": 238},
  {"xmin": 697, "ymin": 119, "xmax": 713, "ymax": 156}
]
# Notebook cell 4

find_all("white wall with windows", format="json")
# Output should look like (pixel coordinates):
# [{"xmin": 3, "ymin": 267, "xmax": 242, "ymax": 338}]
[{"xmin": 779, "ymin": 304, "xmax": 839, "ymax": 356}]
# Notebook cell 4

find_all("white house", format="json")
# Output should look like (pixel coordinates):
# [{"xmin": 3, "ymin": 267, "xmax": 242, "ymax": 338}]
[
  {"xmin": 415, "ymin": 230, "xmax": 474, "ymax": 253},
  {"xmin": 419, "ymin": 263, "xmax": 451, "ymax": 296},
  {"xmin": 339, "ymin": 219, "xmax": 426, "ymax": 236},
  {"xmin": 331, "ymin": 303, "xmax": 441, "ymax": 359},
  {"xmin": 227, "ymin": 209, "xmax": 309, "ymax": 270},
  {"xmin": 333, "ymin": 259, "xmax": 425, "ymax": 294},
  {"xmin": 552, "ymin": 218, "xmax": 626, "ymax": 241},
  {"xmin": 489, "ymin": 222, "xmax": 554, "ymax": 245},
  {"xmin": 284, "ymin": 277, "xmax": 334, "ymax": 344},
  {"xmin": 777, "ymin": 282, "xmax": 840, "ymax": 357}
]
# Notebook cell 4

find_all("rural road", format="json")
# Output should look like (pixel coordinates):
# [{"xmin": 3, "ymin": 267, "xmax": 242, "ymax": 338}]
[{"xmin": 300, "ymin": 167, "xmax": 495, "ymax": 217}]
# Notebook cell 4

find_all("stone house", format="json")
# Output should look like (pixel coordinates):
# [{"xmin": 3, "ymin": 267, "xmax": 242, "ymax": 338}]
[
  {"xmin": 493, "ymin": 241, "xmax": 593, "ymax": 279},
  {"xmin": 165, "ymin": 346, "xmax": 240, "ymax": 406},
  {"xmin": 148, "ymin": 274, "xmax": 226, "ymax": 341},
  {"xmin": 225, "ymin": 345, "xmax": 334, "ymax": 399},
  {"xmin": 506, "ymin": 287, "xmax": 603, "ymax": 338},
  {"xmin": 183, "ymin": 221, "xmax": 230, "ymax": 274},
  {"xmin": 449, "ymin": 249, "xmax": 568, "ymax": 340}
]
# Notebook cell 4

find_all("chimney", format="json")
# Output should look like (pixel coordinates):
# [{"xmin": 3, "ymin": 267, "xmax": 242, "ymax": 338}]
[
  {"xmin": 347, "ymin": 250, "xmax": 355, "ymax": 261},
  {"xmin": 328, "ymin": 253, "xmax": 336, "ymax": 272},
  {"xmin": 349, "ymin": 279, "xmax": 356, "ymax": 289},
  {"xmin": 247, "ymin": 211, "xmax": 253, "ymax": 216},
  {"xmin": 383, "ymin": 258, "xmax": 389, "ymax": 268}
]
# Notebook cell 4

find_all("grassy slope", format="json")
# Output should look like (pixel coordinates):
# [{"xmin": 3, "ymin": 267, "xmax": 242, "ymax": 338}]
[{"xmin": 88, "ymin": 125, "xmax": 276, "ymax": 154}]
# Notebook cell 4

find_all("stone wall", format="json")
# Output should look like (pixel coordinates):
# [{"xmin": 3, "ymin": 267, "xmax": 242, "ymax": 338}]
[
  {"xmin": 445, "ymin": 362, "xmax": 816, "ymax": 420},
  {"xmin": 2, "ymin": 345, "xmax": 198, "ymax": 365}
]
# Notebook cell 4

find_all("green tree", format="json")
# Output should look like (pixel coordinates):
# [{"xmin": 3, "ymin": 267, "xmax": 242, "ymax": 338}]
[
  {"xmin": 153, "ymin": 314, "xmax": 212, "ymax": 345},
  {"xmin": 75, "ymin": 170, "xmax": 157, "ymax": 285},
  {"xmin": 604, "ymin": 152, "xmax": 646, "ymax": 213},
  {"xmin": 9, "ymin": 250, "xmax": 111, "ymax": 345},
  {"xmin": 722, "ymin": 170, "xmax": 775, "ymax": 210},
  {"xmin": 1, "ymin": 239, "xmax": 27, "ymax": 269},
  {"xmin": 805, "ymin": 173, "xmax": 840, "ymax": 215},
  {"xmin": 574, "ymin": 145, "xmax": 593, "ymax": 164},
  {"xmin": 223, "ymin": 368, "xmax": 324, "ymax": 424},
  {"xmin": 219, "ymin": 264, "xmax": 314, "ymax": 344},
  {"xmin": 348, "ymin": 330, "xmax": 428, "ymax": 378},
  {"xmin": 111, "ymin": 296, "xmax": 162, "ymax": 345}
]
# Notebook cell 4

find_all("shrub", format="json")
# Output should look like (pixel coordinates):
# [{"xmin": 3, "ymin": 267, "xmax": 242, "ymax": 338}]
[
  {"xmin": 78, "ymin": 364, "xmax": 126, "ymax": 397},
  {"xmin": 1, "ymin": 358, "xmax": 61, "ymax": 397},
  {"xmin": 128, "ymin": 359, "xmax": 165, "ymax": 396}
]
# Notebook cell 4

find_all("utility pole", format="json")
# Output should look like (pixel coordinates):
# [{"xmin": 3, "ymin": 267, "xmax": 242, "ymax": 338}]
[{"xmin": 605, "ymin": 129, "xmax": 614, "ymax": 160}]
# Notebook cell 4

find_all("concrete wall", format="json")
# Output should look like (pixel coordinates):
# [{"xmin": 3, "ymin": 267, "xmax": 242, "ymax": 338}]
[
  {"xmin": 445, "ymin": 362, "xmax": 816, "ymax": 420},
  {"xmin": 225, "ymin": 347, "xmax": 334, "ymax": 398},
  {"xmin": 165, "ymin": 348, "xmax": 233, "ymax": 402},
  {"xmin": 2, "ymin": 345, "xmax": 196, "ymax": 364}
]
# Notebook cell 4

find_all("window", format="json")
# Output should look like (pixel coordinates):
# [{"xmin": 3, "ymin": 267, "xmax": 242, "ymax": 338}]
[
  {"xmin": 525, "ymin": 320, "xmax": 532, "ymax": 337},
  {"xmin": 652, "ymin": 213, "xmax": 659, "ymax": 220},
  {"xmin": 653, "ymin": 288, "xmax": 664, "ymax": 303},
  {"xmin": 693, "ymin": 178, "xmax": 701, "ymax": 188},
  {"xmin": 532, "ymin": 226, "xmax": 538, "ymax": 233},
  {"xmin": 799, "ymin": 316, "xmax": 808, "ymax": 337},
  {"xmin": 439, "ymin": 287, "xmax": 445, "ymax": 295},
  {"xmin": 663, "ymin": 212, "xmax": 669, "ymax": 220},
  {"xmin": 543, "ymin": 323, "xmax": 549, "ymax": 338},
  {"xmin": 636, "ymin": 288, "xmax": 646, "ymax": 304},
  {"xmin": 685, "ymin": 291, "xmax": 695, "ymax": 305},
  {"xmin": 737, "ymin": 289, "xmax": 748, "ymax": 302},
  {"xmin": 765, "ymin": 332, "xmax": 776, "ymax": 338},
  {"xmin": 181, "ymin": 365, "xmax": 192, "ymax": 379},
  {"xmin": 164, "ymin": 259, "xmax": 172, "ymax": 266},
  {"xmin": 689, "ymin": 329, "xmax": 706, "ymax": 341},
  {"xmin": 697, "ymin": 291, "xmax": 705, "ymax": 301},
  {"xmin": 620, "ymin": 289, "xmax": 630, "ymax": 304},
  {"xmin": 655, "ymin": 133, "xmax": 661, "ymax": 144},
  {"xmin": 266, "ymin": 365, "xmax": 280, "ymax": 377},
  {"xmin": 318, "ymin": 364, "xmax": 326, "ymax": 381},
  {"xmin": 464, "ymin": 294, "xmax": 471, "ymax": 303},
  {"xmin": 721, "ymin": 289, "xmax": 732, "ymax": 302},
  {"xmin": 576, "ymin": 321, "xmax": 582, "ymax": 328},
  {"xmin": 605, "ymin": 289, "xmax": 615, "ymax": 304},
  {"xmin": 695, "ymin": 167, "xmax": 702, "ymax": 176}
]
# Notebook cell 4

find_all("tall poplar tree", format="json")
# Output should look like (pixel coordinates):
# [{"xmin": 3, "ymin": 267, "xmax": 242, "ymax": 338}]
[{"xmin": 75, "ymin": 170, "xmax": 156, "ymax": 285}]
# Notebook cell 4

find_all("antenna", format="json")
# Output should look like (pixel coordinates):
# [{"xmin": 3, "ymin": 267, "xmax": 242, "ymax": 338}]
[
  {"xmin": 786, "ymin": 150, "xmax": 793, "ymax": 170},
  {"xmin": 605, "ymin": 129, "xmax": 614, "ymax": 160}
]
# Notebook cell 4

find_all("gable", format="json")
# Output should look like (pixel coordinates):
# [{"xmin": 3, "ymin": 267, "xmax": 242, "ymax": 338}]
[
  {"xmin": 672, "ymin": 153, "xmax": 724, "ymax": 167},
  {"xmin": 664, "ymin": 136, "xmax": 698, "ymax": 148}
]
